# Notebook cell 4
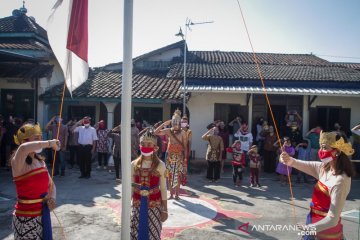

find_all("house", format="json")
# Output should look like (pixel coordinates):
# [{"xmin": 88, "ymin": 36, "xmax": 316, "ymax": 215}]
[
  {"xmin": 0, "ymin": 6, "xmax": 63, "ymax": 124},
  {"xmin": 41, "ymin": 41, "xmax": 360, "ymax": 158}
]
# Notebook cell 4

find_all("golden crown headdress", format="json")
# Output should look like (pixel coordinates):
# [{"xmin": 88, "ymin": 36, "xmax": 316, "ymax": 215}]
[
  {"xmin": 319, "ymin": 131, "xmax": 354, "ymax": 156},
  {"xmin": 172, "ymin": 109, "xmax": 182, "ymax": 121},
  {"xmin": 14, "ymin": 123, "xmax": 42, "ymax": 145},
  {"xmin": 140, "ymin": 128, "xmax": 157, "ymax": 145}
]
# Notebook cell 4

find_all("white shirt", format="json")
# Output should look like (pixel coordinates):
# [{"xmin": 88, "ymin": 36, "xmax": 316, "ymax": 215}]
[
  {"xmin": 234, "ymin": 131, "xmax": 253, "ymax": 151},
  {"xmin": 74, "ymin": 126, "xmax": 98, "ymax": 145}
]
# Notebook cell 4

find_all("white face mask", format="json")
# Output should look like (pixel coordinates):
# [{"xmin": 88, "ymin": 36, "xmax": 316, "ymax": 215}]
[
  {"xmin": 34, "ymin": 148, "xmax": 42, "ymax": 154},
  {"xmin": 141, "ymin": 151, "xmax": 154, "ymax": 157},
  {"xmin": 181, "ymin": 123, "xmax": 188, "ymax": 128},
  {"xmin": 84, "ymin": 123, "xmax": 90, "ymax": 127}
]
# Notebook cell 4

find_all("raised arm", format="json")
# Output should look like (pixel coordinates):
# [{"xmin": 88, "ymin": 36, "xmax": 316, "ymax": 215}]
[
  {"xmin": 280, "ymin": 152, "xmax": 322, "ymax": 179},
  {"xmin": 11, "ymin": 140, "xmax": 60, "ymax": 175},
  {"xmin": 202, "ymin": 128, "xmax": 214, "ymax": 140},
  {"xmin": 154, "ymin": 120, "xmax": 171, "ymax": 136},
  {"xmin": 351, "ymin": 124, "xmax": 360, "ymax": 133},
  {"xmin": 45, "ymin": 116, "xmax": 56, "ymax": 132}
]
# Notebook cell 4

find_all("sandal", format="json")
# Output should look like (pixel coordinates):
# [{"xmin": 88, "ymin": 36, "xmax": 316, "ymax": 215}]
[{"xmin": 175, "ymin": 195, "xmax": 181, "ymax": 200}]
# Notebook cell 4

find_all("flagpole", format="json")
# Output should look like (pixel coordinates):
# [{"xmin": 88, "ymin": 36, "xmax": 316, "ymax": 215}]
[{"xmin": 121, "ymin": 0, "xmax": 133, "ymax": 239}]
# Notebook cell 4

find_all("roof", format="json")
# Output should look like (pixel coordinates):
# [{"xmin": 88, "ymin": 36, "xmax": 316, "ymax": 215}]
[
  {"xmin": 40, "ymin": 69, "xmax": 183, "ymax": 102},
  {"xmin": 184, "ymin": 79, "xmax": 360, "ymax": 97},
  {"xmin": 167, "ymin": 62, "xmax": 360, "ymax": 82},
  {"xmin": 0, "ymin": 39, "xmax": 49, "ymax": 51},
  {"xmin": 332, "ymin": 62, "xmax": 360, "ymax": 71},
  {"xmin": 41, "ymin": 42, "xmax": 360, "ymax": 101},
  {"xmin": 0, "ymin": 62, "xmax": 53, "ymax": 78},
  {"xmin": 0, "ymin": 13, "xmax": 48, "ymax": 40},
  {"xmin": 134, "ymin": 40, "xmax": 185, "ymax": 62},
  {"xmin": 188, "ymin": 51, "xmax": 330, "ymax": 65}
]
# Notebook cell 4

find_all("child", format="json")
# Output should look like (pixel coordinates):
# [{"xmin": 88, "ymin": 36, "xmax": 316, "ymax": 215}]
[
  {"xmin": 130, "ymin": 129, "xmax": 168, "ymax": 239},
  {"xmin": 227, "ymin": 140, "xmax": 245, "ymax": 187},
  {"xmin": 295, "ymin": 139, "xmax": 311, "ymax": 183},
  {"xmin": 248, "ymin": 145, "xmax": 261, "ymax": 187},
  {"xmin": 275, "ymin": 137, "xmax": 295, "ymax": 186}
]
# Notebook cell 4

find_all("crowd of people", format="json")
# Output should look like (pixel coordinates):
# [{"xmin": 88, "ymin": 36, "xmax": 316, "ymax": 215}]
[{"xmin": 1, "ymin": 110, "xmax": 359, "ymax": 239}]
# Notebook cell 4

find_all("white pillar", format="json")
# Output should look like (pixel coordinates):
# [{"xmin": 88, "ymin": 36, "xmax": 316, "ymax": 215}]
[
  {"xmin": 248, "ymin": 93, "xmax": 253, "ymax": 128},
  {"xmin": 303, "ymin": 95, "xmax": 309, "ymax": 136},
  {"xmin": 103, "ymin": 102, "xmax": 117, "ymax": 129},
  {"xmin": 121, "ymin": 0, "xmax": 133, "ymax": 239}
]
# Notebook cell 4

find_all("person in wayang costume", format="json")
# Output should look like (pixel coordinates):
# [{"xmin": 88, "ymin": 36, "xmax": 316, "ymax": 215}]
[
  {"xmin": 11, "ymin": 123, "xmax": 60, "ymax": 240},
  {"xmin": 130, "ymin": 128, "xmax": 168, "ymax": 240},
  {"xmin": 155, "ymin": 110, "xmax": 188, "ymax": 200},
  {"xmin": 280, "ymin": 131, "xmax": 355, "ymax": 240}
]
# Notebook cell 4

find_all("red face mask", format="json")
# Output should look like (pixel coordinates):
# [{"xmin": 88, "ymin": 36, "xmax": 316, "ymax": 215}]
[
  {"xmin": 140, "ymin": 146, "xmax": 154, "ymax": 156},
  {"xmin": 318, "ymin": 149, "xmax": 337, "ymax": 164}
]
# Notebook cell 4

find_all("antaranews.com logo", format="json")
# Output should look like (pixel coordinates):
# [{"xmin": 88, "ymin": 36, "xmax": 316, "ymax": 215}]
[{"xmin": 238, "ymin": 222, "xmax": 316, "ymax": 237}]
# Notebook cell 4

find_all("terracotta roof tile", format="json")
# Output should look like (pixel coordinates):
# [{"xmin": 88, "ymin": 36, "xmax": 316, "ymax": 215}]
[
  {"xmin": 40, "ymin": 70, "xmax": 183, "ymax": 101},
  {"xmin": 0, "ymin": 14, "xmax": 48, "ymax": 39},
  {"xmin": 167, "ymin": 63, "xmax": 360, "ymax": 82}
]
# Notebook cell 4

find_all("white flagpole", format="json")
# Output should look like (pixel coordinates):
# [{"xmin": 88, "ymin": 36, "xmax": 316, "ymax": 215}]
[{"xmin": 121, "ymin": 0, "xmax": 133, "ymax": 239}]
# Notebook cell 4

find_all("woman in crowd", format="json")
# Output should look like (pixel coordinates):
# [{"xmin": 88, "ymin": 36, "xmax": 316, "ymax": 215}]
[
  {"xmin": 280, "ymin": 131, "xmax": 355, "ymax": 240},
  {"xmin": 202, "ymin": 127, "xmax": 224, "ymax": 183}
]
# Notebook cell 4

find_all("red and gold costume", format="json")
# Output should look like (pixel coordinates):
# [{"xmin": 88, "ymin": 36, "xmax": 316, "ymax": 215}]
[
  {"xmin": 166, "ymin": 143, "xmax": 184, "ymax": 188},
  {"xmin": 289, "ymin": 131, "xmax": 354, "ymax": 240},
  {"xmin": 130, "ymin": 129, "xmax": 167, "ymax": 240},
  {"xmin": 307, "ymin": 180, "xmax": 343, "ymax": 239},
  {"xmin": 11, "ymin": 123, "xmax": 56, "ymax": 240},
  {"xmin": 14, "ymin": 167, "xmax": 50, "ymax": 217}
]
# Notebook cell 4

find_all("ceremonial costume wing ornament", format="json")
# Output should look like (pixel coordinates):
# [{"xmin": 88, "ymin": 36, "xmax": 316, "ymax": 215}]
[{"xmin": 319, "ymin": 131, "xmax": 354, "ymax": 156}]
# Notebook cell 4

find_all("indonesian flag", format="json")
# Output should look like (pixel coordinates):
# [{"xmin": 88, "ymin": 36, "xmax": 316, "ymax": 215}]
[{"xmin": 47, "ymin": 0, "xmax": 89, "ymax": 95}]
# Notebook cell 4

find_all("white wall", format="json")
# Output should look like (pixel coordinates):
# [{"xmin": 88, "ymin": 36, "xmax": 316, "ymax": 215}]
[
  {"xmin": 147, "ymin": 48, "xmax": 181, "ymax": 61},
  {"xmin": 187, "ymin": 92, "xmax": 247, "ymax": 158}
]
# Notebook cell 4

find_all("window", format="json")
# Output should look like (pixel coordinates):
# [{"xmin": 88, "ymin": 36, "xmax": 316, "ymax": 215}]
[
  {"xmin": 0, "ymin": 89, "xmax": 35, "ymax": 121},
  {"xmin": 67, "ymin": 106, "xmax": 96, "ymax": 122},
  {"xmin": 309, "ymin": 107, "xmax": 350, "ymax": 134},
  {"xmin": 134, "ymin": 107, "xmax": 163, "ymax": 125}
]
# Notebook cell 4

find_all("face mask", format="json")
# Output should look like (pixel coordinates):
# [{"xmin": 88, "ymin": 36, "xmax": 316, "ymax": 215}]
[
  {"xmin": 140, "ymin": 146, "xmax": 154, "ymax": 156},
  {"xmin": 181, "ymin": 123, "xmax": 188, "ymax": 128},
  {"xmin": 318, "ymin": 149, "xmax": 337, "ymax": 164},
  {"xmin": 34, "ymin": 148, "xmax": 42, "ymax": 154},
  {"xmin": 84, "ymin": 123, "xmax": 90, "ymax": 127}
]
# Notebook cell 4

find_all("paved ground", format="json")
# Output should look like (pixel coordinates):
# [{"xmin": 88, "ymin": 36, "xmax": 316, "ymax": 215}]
[{"xmin": 0, "ymin": 161, "xmax": 359, "ymax": 240}]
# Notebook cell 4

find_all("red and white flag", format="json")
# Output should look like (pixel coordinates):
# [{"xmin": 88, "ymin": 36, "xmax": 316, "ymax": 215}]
[{"xmin": 47, "ymin": 0, "xmax": 89, "ymax": 95}]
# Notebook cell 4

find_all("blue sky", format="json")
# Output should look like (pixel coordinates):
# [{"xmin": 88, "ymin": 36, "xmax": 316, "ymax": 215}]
[{"xmin": 1, "ymin": 0, "xmax": 360, "ymax": 67}]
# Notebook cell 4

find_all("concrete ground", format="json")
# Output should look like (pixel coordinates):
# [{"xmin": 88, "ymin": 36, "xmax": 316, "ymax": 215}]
[{"xmin": 0, "ymin": 160, "xmax": 359, "ymax": 240}]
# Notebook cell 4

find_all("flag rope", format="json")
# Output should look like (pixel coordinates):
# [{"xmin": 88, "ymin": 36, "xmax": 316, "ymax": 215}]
[
  {"xmin": 235, "ymin": 0, "xmax": 297, "ymax": 222},
  {"xmin": 49, "ymin": 80, "xmax": 68, "ymax": 240}
]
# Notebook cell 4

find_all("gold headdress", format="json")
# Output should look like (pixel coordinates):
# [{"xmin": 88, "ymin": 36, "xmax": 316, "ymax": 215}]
[
  {"xmin": 14, "ymin": 123, "xmax": 42, "ymax": 145},
  {"xmin": 319, "ymin": 131, "xmax": 354, "ymax": 156},
  {"xmin": 140, "ymin": 128, "xmax": 157, "ymax": 145},
  {"xmin": 171, "ymin": 109, "xmax": 181, "ymax": 126}
]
